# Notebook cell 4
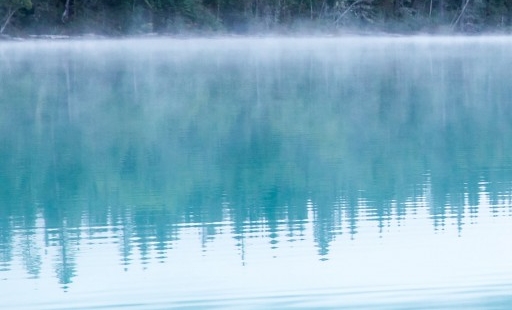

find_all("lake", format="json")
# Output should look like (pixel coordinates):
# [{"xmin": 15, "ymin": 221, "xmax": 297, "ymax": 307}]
[{"xmin": 1, "ymin": 37, "xmax": 512, "ymax": 309}]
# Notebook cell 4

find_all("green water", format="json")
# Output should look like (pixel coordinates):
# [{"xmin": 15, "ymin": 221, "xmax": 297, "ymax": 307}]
[{"xmin": 1, "ymin": 37, "xmax": 512, "ymax": 309}]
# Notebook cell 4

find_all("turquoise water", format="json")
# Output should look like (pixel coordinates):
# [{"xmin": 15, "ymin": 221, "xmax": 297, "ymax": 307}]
[{"xmin": 1, "ymin": 37, "xmax": 512, "ymax": 309}]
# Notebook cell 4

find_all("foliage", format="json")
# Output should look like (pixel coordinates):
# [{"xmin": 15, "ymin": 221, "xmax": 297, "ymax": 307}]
[
  {"xmin": 0, "ymin": 0, "xmax": 32, "ymax": 9},
  {"xmin": 0, "ymin": 0, "xmax": 510, "ymax": 35},
  {"xmin": 0, "ymin": 0, "xmax": 32, "ymax": 33}
]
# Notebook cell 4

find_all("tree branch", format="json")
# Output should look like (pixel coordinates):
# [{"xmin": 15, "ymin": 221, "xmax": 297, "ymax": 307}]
[
  {"xmin": 334, "ymin": 0, "xmax": 365, "ymax": 25},
  {"xmin": 452, "ymin": 0, "xmax": 471, "ymax": 29}
]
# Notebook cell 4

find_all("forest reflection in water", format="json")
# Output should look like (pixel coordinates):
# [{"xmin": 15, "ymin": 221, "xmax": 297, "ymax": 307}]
[{"xmin": 1, "ymin": 38, "xmax": 512, "ymax": 307}]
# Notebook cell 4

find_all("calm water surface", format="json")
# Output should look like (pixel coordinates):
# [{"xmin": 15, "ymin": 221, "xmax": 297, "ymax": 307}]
[{"xmin": 1, "ymin": 37, "xmax": 512, "ymax": 309}]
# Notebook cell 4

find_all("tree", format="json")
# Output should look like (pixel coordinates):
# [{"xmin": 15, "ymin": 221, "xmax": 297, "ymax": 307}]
[{"xmin": 0, "ymin": 0, "xmax": 32, "ymax": 34}]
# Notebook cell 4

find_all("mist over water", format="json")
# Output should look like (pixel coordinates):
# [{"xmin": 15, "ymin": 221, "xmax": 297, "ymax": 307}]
[{"xmin": 1, "ymin": 37, "xmax": 512, "ymax": 309}]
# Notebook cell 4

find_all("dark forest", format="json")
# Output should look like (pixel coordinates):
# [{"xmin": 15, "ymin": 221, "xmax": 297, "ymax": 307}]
[{"xmin": 1, "ymin": 0, "xmax": 511, "ymax": 36}]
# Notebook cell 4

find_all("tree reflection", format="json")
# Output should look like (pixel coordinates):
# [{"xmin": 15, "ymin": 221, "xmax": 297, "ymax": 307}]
[{"xmin": 1, "ymin": 40, "xmax": 512, "ymax": 285}]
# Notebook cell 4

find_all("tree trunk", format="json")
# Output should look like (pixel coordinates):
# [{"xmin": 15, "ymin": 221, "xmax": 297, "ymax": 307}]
[
  {"xmin": 394, "ymin": 0, "xmax": 403, "ymax": 17},
  {"xmin": 62, "ymin": 0, "xmax": 71, "ymax": 22},
  {"xmin": 0, "ymin": 7, "xmax": 17, "ymax": 34},
  {"xmin": 452, "ymin": 0, "xmax": 471, "ymax": 29},
  {"xmin": 152, "ymin": 9, "xmax": 166, "ymax": 32}
]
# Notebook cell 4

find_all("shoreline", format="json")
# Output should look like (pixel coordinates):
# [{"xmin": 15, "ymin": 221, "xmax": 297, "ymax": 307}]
[{"xmin": 2, "ymin": 30, "xmax": 512, "ymax": 42}]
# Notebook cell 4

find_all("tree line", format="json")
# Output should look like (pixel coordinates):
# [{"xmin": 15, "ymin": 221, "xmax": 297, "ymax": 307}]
[{"xmin": 1, "ymin": 0, "xmax": 511, "ymax": 36}]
